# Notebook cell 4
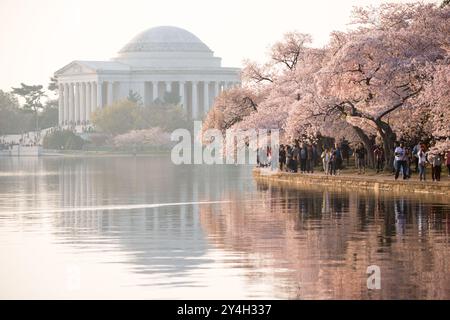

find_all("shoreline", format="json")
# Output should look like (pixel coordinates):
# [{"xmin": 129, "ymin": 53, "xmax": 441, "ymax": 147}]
[
  {"xmin": 253, "ymin": 168, "xmax": 450, "ymax": 198},
  {"xmin": 0, "ymin": 149, "xmax": 172, "ymax": 158}
]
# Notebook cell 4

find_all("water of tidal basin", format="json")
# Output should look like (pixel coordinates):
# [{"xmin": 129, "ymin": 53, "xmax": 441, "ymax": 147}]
[{"xmin": 0, "ymin": 156, "xmax": 449, "ymax": 299}]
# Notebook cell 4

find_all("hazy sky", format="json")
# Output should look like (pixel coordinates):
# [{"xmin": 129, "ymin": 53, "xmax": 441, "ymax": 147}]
[{"xmin": 0, "ymin": 0, "xmax": 439, "ymax": 92}]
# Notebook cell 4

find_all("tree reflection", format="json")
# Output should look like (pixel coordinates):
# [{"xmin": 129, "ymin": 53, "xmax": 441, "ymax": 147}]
[{"xmin": 200, "ymin": 181, "xmax": 450, "ymax": 299}]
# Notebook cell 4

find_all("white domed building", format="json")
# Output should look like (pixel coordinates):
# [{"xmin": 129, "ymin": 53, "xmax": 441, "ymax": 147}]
[{"xmin": 55, "ymin": 26, "xmax": 241, "ymax": 126}]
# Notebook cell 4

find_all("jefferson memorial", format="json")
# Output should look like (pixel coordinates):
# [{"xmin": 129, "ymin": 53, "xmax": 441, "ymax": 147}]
[{"xmin": 55, "ymin": 26, "xmax": 241, "ymax": 126}]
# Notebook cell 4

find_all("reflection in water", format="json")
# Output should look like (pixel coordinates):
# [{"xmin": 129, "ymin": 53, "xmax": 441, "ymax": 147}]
[
  {"xmin": 0, "ymin": 156, "xmax": 449, "ymax": 299},
  {"xmin": 200, "ymin": 183, "xmax": 450, "ymax": 299}
]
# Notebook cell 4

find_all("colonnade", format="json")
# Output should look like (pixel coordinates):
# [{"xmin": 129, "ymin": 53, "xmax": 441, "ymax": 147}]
[{"xmin": 58, "ymin": 80, "xmax": 240, "ymax": 125}]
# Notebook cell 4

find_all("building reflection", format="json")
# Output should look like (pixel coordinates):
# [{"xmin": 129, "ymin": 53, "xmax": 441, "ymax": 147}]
[
  {"xmin": 1, "ymin": 156, "xmax": 449, "ymax": 298},
  {"xmin": 43, "ymin": 157, "xmax": 252, "ymax": 280}
]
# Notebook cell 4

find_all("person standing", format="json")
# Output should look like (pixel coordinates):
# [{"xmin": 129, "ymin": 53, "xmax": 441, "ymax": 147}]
[
  {"xmin": 286, "ymin": 145, "xmax": 293, "ymax": 172},
  {"xmin": 312, "ymin": 144, "xmax": 318, "ymax": 169},
  {"xmin": 392, "ymin": 142, "xmax": 399, "ymax": 174},
  {"xmin": 374, "ymin": 145, "xmax": 384, "ymax": 173},
  {"xmin": 267, "ymin": 146, "xmax": 272, "ymax": 168},
  {"xmin": 329, "ymin": 148, "xmax": 337, "ymax": 176},
  {"xmin": 292, "ymin": 142, "xmax": 300, "ymax": 173},
  {"xmin": 405, "ymin": 147, "xmax": 412, "ymax": 179},
  {"xmin": 431, "ymin": 153, "xmax": 443, "ymax": 182},
  {"xmin": 394, "ymin": 143, "xmax": 408, "ymax": 180},
  {"xmin": 299, "ymin": 143, "xmax": 307, "ymax": 173},
  {"xmin": 355, "ymin": 143, "xmax": 367, "ymax": 174},
  {"xmin": 307, "ymin": 144, "xmax": 314, "ymax": 173},
  {"xmin": 279, "ymin": 145, "xmax": 286, "ymax": 172},
  {"xmin": 334, "ymin": 143, "xmax": 342, "ymax": 175},
  {"xmin": 321, "ymin": 148, "xmax": 331, "ymax": 175},
  {"xmin": 412, "ymin": 143, "xmax": 420, "ymax": 173},
  {"xmin": 340, "ymin": 138, "xmax": 350, "ymax": 167},
  {"xmin": 416, "ymin": 144, "xmax": 428, "ymax": 181}
]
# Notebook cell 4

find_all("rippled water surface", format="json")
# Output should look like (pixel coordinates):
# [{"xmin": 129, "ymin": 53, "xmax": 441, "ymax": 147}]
[{"xmin": 0, "ymin": 156, "xmax": 449, "ymax": 299}]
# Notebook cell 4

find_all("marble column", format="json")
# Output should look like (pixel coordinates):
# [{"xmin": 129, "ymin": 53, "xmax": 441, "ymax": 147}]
[
  {"xmin": 91, "ymin": 82, "xmax": 96, "ymax": 114},
  {"xmin": 97, "ymin": 81, "xmax": 103, "ymax": 109},
  {"xmin": 203, "ymin": 81, "xmax": 209, "ymax": 114},
  {"xmin": 107, "ymin": 81, "xmax": 113, "ymax": 106},
  {"xmin": 192, "ymin": 81, "xmax": 198, "ymax": 119},
  {"xmin": 85, "ymin": 82, "xmax": 91, "ymax": 122},
  {"xmin": 74, "ymin": 83, "xmax": 80, "ymax": 124},
  {"xmin": 58, "ymin": 84, "xmax": 64, "ymax": 125},
  {"xmin": 80, "ymin": 83, "xmax": 86, "ymax": 123},
  {"xmin": 69, "ymin": 83, "xmax": 74, "ymax": 124},
  {"xmin": 152, "ymin": 81, "xmax": 158, "ymax": 102},
  {"xmin": 63, "ymin": 84, "xmax": 69, "ymax": 125},
  {"xmin": 213, "ymin": 81, "xmax": 219, "ymax": 99},
  {"xmin": 166, "ymin": 81, "xmax": 172, "ymax": 93},
  {"xmin": 179, "ymin": 81, "xmax": 186, "ymax": 112}
]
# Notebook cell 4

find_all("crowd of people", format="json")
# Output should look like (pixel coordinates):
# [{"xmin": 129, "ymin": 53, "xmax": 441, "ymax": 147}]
[
  {"xmin": 59, "ymin": 123, "xmax": 95, "ymax": 133},
  {"xmin": 394, "ymin": 142, "xmax": 449, "ymax": 182},
  {"xmin": 276, "ymin": 141, "xmax": 350, "ymax": 176},
  {"xmin": 0, "ymin": 133, "xmax": 41, "ymax": 149},
  {"xmin": 257, "ymin": 139, "xmax": 450, "ymax": 182}
]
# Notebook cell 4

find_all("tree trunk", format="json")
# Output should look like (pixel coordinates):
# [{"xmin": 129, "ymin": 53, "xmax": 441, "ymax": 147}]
[
  {"xmin": 35, "ymin": 111, "xmax": 39, "ymax": 133},
  {"xmin": 375, "ymin": 120, "xmax": 396, "ymax": 171},
  {"xmin": 352, "ymin": 126, "xmax": 375, "ymax": 168}
]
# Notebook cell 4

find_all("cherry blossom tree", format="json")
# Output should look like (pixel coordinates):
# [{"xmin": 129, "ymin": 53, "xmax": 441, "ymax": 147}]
[
  {"xmin": 418, "ymin": 62, "xmax": 450, "ymax": 153},
  {"xmin": 113, "ymin": 127, "xmax": 171, "ymax": 148},
  {"xmin": 203, "ymin": 2, "xmax": 450, "ymax": 168},
  {"xmin": 202, "ymin": 86, "xmax": 260, "ymax": 134},
  {"xmin": 314, "ymin": 3, "xmax": 449, "ymax": 168}
]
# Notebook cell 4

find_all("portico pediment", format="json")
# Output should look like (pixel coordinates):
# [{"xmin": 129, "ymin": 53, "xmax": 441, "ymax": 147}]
[{"xmin": 55, "ymin": 61, "xmax": 97, "ymax": 76}]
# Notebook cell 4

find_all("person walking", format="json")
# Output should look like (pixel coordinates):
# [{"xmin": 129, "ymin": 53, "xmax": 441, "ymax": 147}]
[
  {"xmin": 416, "ymin": 144, "xmax": 428, "ymax": 181},
  {"xmin": 355, "ymin": 143, "xmax": 367, "ymax": 174},
  {"xmin": 321, "ymin": 148, "xmax": 331, "ymax": 175},
  {"xmin": 394, "ymin": 143, "xmax": 408, "ymax": 180},
  {"xmin": 430, "ymin": 153, "xmax": 443, "ymax": 182}
]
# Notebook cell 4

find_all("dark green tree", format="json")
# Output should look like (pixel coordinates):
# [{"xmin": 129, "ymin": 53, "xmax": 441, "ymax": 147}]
[
  {"xmin": 48, "ymin": 77, "xmax": 58, "ymax": 92},
  {"xmin": 11, "ymin": 83, "xmax": 46, "ymax": 132},
  {"xmin": 43, "ymin": 130, "xmax": 85, "ymax": 150},
  {"xmin": 41, "ymin": 77, "xmax": 60, "ymax": 128},
  {"xmin": 162, "ymin": 90, "xmax": 181, "ymax": 106},
  {"xmin": 1, "ymin": 90, "xmax": 19, "ymax": 135},
  {"xmin": 127, "ymin": 90, "xmax": 143, "ymax": 106},
  {"xmin": 39, "ymin": 104, "xmax": 59, "ymax": 129}
]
